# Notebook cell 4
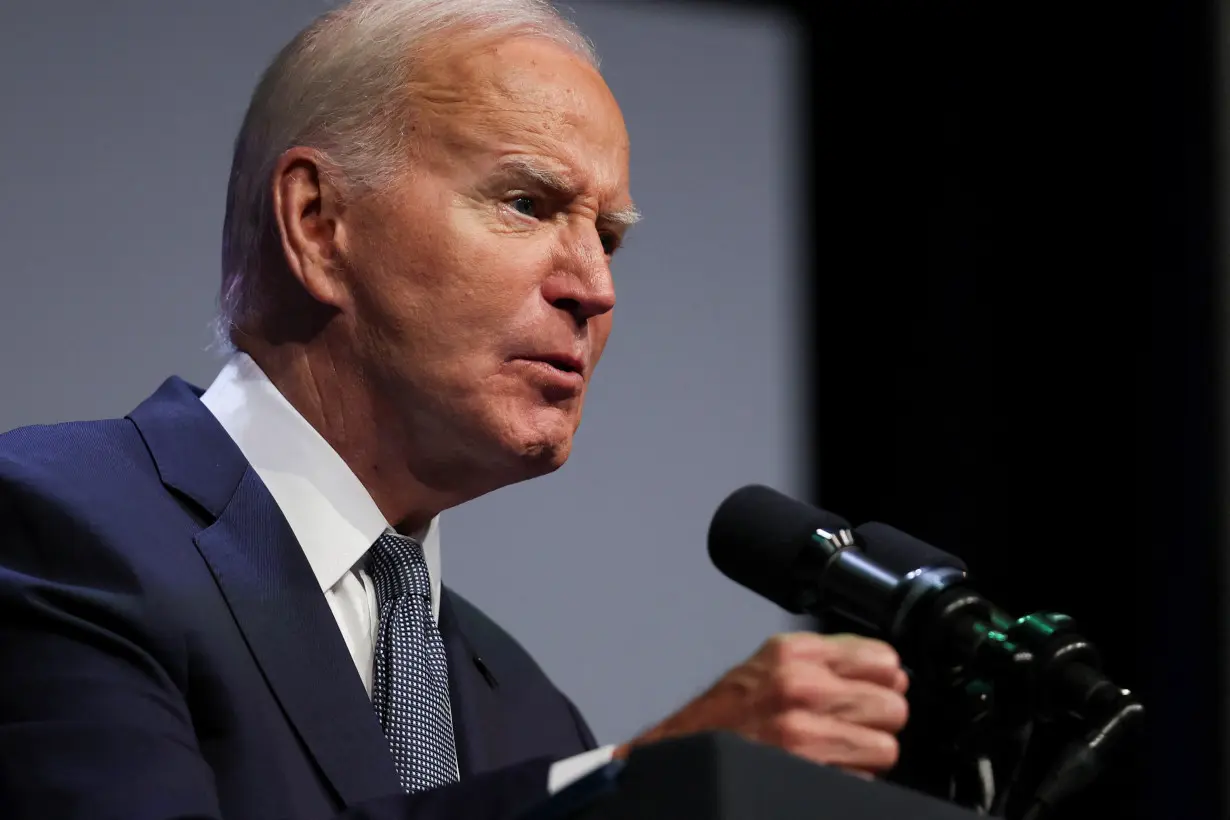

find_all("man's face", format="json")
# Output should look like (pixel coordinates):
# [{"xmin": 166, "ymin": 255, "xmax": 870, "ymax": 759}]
[{"xmin": 337, "ymin": 34, "xmax": 633, "ymax": 493}]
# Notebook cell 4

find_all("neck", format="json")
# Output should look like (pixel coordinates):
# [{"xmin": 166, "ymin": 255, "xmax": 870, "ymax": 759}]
[{"xmin": 240, "ymin": 336, "xmax": 452, "ymax": 534}]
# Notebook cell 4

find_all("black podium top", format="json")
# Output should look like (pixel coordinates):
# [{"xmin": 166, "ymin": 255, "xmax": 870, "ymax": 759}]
[{"xmin": 528, "ymin": 732, "xmax": 983, "ymax": 820}]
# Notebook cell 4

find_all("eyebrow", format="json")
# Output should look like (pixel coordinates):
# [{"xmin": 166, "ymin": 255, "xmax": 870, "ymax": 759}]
[
  {"xmin": 494, "ymin": 157, "xmax": 642, "ymax": 228},
  {"xmin": 602, "ymin": 204, "xmax": 643, "ymax": 228}
]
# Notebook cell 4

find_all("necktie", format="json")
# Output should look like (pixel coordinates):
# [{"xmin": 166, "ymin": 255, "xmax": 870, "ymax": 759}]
[{"xmin": 367, "ymin": 531, "xmax": 459, "ymax": 792}]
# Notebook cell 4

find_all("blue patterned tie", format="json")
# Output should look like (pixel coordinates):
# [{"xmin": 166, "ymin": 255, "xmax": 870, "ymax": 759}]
[{"xmin": 367, "ymin": 531, "xmax": 459, "ymax": 792}]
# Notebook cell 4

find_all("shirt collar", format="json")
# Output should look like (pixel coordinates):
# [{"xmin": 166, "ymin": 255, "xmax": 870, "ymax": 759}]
[{"xmin": 199, "ymin": 352, "xmax": 443, "ymax": 621}]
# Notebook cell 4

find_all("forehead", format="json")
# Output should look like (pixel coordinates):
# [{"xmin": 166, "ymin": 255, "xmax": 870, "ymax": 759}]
[{"xmin": 409, "ymin": 34, "xmax": 630, "ymax": 193}]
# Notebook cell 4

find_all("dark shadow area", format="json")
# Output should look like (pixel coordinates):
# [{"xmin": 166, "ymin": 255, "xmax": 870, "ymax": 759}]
[{"xmin": 670, "ymin": 0, "xmax": 1225, "ymax": 817}]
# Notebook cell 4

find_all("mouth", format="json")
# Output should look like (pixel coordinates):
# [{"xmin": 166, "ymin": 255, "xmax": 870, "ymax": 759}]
[
  {"xmin": 510, "ymin": 352, "xmax": 587, "ymax": 396},
  {"xmin": 520, "ymin": 353, "xmax": 585, "ymax": 377}
]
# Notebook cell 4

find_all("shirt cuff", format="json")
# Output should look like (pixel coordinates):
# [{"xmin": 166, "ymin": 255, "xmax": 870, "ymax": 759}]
[{"xmin": 547, "ymin": 745, "xmax": 618, "ymax": 794}]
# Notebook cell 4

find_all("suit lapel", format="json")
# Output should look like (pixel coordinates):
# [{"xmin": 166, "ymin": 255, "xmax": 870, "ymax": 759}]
[
  {"xmin": 129, "ymin": 378, "xmax": 400, "ymax": 807},
  {"xmin": 439, "ymin": 588, "xmax": 498, "ymax": 779},
  {"xmin": 194, "ymin": 469, "xmax": 400, "ymax": 805}
]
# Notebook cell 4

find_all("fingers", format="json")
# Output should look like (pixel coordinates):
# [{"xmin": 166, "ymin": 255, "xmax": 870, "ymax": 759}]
[
  {"xmin": 625, "ymin": 632, "xmax": 911, "ymax": 776},
  {"xmin": 820, "ymin": 679, "xmax": 909, "ymax": 733},
  {"xmin": 758, "ymin": 633, "xmax": 908, "ymax": 693},
  {"xmin": 766, "ymin": 664, "xmax": 909, "ymax": 733},
  {"xmin": 766, "ymin": 710, "xmax": 900, "ymax": 773},
  {"xmin": 819, "ymin": 634, "xmax": 908, "ymax": 692}
]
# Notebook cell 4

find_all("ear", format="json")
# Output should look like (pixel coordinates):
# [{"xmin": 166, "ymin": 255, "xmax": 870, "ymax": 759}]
[{"xmin": 271, "ymin": 147, "xmax": 351, "ymax": 310}]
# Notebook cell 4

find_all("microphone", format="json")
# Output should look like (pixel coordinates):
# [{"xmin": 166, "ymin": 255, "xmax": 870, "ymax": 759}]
[
  {"xmin": 851, "ymin": 522, "xmax": 1136, "ymax": 721},
  {"xmin": 855, "ymin": 521, "xmax": 967, "ymax": 575},
  {"xmin": 708, "ymin": 484, "xmax": 1143, "ymax": 817},
  {"xmin": 707, "ymin": 484, "xmax": 902, "ymax": 631},
  {"xmin": 708, "ymin": 484, "xmax": 969, "ymax": 640},
  {"xmin": 708, "ymin": 485, "xmax": 1139, "ymax": 725}
]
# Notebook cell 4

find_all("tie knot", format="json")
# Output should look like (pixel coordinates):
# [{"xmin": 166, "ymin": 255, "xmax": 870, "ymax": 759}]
[{"xmin": 367, "ymin": 532, "xmax": 431, "ymax": 606}]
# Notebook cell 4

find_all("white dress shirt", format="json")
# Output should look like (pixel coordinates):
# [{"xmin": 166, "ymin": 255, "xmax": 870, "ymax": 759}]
[{"xmin": 200, "ymin": 353, "xmax": 613, "ymax": 796}]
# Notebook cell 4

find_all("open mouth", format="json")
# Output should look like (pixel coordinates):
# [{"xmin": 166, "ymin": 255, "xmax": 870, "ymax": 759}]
[
  {"xmin": 525, "ymin": 355, "xmax": 583, "ymax": 376},
  {"xmin": 542, "ymin": 357, "xmax": 579, "ymax": 374}
]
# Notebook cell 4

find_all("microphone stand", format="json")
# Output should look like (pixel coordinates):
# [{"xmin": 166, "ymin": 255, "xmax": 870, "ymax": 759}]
[
  {"xmin": 898, "ymin": 619, "xmax": 1038, "ymax": 814},
  {"xmin": 995, "ymin": 612, "xmax": 1144, "ymax": 819},
  {"xmin": 907, "ymin": 600, "xmax": 1145, "ymax": 819},
  {"xmin": 805, "ymin": 546, "xmax": 1143, "ymax": 817},
  {"xmin": 1015, "ymin": 696, "xmax": 1143, "ymax": 820}
]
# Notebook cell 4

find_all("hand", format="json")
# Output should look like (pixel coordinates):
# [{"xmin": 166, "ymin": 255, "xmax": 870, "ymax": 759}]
[{"xmin": 614, "ymin": 632, "xmax": 909, "ymax": 777}]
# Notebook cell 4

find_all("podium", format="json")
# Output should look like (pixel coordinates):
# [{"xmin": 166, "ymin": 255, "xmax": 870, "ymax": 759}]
[{"xmin": 520, "ymin": 732, "xmax": 983, "ymax": 820}]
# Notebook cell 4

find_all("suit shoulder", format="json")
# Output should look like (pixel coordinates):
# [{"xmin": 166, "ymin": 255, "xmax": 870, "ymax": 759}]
[
  {"xmin": 0, "ymin": 418, "xmax": 167, "ymax": 539},
  {"xmin": 0, "ymin": 416, "xmax": 153, "ymax": 486}
]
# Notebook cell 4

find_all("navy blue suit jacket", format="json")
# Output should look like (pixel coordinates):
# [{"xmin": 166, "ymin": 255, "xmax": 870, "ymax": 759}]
[{"xmin": 0, "ymin": 377, "xmax": 598, "ymax": 820}]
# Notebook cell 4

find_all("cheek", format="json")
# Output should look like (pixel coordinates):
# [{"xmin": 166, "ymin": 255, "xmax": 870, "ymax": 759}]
[
  {"xmin": 349, "ymin": 217, "xmax": 499, "ymax": 331},
  {"xmin": 343, "ymin": 204, "xmax": 448, "ymax": 328},
  {"xmin": 348, "ymin": 195, "xmax": 566, "ymax": 366}
]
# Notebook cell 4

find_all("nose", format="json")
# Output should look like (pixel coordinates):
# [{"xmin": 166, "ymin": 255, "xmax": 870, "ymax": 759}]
[{"xmin": 542, "ymin": 226, "xmax": 616, "ymax": 326}]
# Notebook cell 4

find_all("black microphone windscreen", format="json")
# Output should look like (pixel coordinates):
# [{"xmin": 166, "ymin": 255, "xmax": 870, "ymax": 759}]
[
  {"xmin": 854, "ymin": 522, "xmax": 968, "ymax": 574},
  {"xmin": 708, "ymin": 484, "xmax": 852, "ymax": 613}
]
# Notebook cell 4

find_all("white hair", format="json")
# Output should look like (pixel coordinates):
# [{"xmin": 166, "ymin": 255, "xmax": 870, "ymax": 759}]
[{"xmin": 213, "ymin": 0, "xmax": 598, "ymax": 351}]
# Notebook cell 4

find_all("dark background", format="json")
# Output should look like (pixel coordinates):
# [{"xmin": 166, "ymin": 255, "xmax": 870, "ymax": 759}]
[{"xmin": 707, "ymin": 0, "xmax": 1222, "ymax": 818}]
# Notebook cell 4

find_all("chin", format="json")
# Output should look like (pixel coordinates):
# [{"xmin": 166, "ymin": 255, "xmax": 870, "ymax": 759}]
[
  {"xmin": 518, "ymin": 440, "xmax": 572, "ymax": 475},
  {"xmin": 506, "ymin": 411, "xmax": 577, "ymax": 474}
]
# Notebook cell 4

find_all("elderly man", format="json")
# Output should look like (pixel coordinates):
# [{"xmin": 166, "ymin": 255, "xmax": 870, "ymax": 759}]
[{"xmin": 0, "ymin": 1, "xmax": 909, "ymax": 818}]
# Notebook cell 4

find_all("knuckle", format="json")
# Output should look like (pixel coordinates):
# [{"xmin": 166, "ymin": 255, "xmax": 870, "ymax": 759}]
[
  {"xmin": 762, "ymin": 633, "xmax": 804, "ymax": 663},
  {"xmin": 884, "ymin": 691, "xmax": 910, "ymax": 729},
  {"xmin": 874, "ymin": 733, "xmax": 900, "ymax": 769},
  {"xmin": 767, "ymin": 710, "xmax": 811, "ymax": 749},
  {"xmin": 764, "ymin": 663, "xmax": 790, "ymax": 697},
  {"xmin": 859, "ymin": 635, "xmax": 895, "ymax": 654},
  {"xmin": 873, "ymin": 641, "xmax": 902, "ymax": 667},
  {"xmin": 784, "ymin": 684, "xmax": 820, "ymax": 712},
  {"xmin": 759, "ymin": 635, "xmax": 788, "ymax": 665},
  {"xmin": 769, "ymin": 662, "xmax": 837, "ymax": 711},
  {"xmin": 848, "ymin": 636, "xmax": 899, "ymax": 665},
  {"xmin": 818, "ymin": 632, "xmax": 861, "ymax": 651}
]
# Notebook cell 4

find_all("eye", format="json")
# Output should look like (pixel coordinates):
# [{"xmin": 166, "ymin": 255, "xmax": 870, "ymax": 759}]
[
  {"xmin": 600, "ymin": 231, "xmax": 621, "ymax": 255},
  {"xmin": 509, "ymin": 196, "xmax": 538, "ymax": 218}
]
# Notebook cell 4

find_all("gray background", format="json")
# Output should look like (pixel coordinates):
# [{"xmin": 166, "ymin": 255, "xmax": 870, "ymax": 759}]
[{"xmin": 0, "ymin": 1, "xmax": 803, "ymax": 745}]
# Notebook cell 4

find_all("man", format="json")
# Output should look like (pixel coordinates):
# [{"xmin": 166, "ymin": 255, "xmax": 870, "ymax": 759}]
[{"xmin": 0, "ymin": 1, "xmax": 910, "ymax": 818}]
